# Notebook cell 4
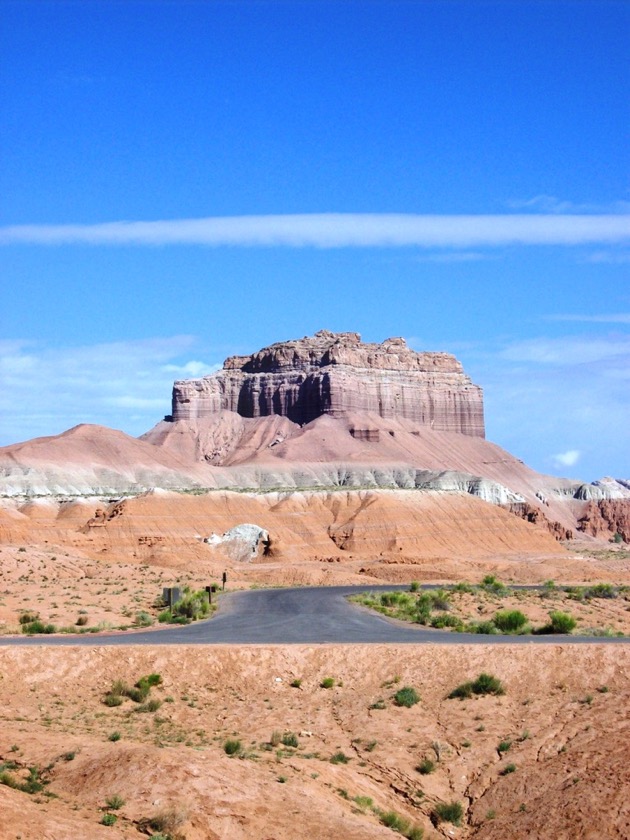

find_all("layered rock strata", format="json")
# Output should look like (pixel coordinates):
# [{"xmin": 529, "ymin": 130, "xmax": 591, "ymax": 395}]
[{"xmin": 171, "ymin": 330, "xmax": 485, "ymax": 437}]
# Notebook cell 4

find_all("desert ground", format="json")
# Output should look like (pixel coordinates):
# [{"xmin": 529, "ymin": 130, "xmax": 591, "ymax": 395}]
[
  {"xmin": 0, "ymin": 645, "xmax": 628, "ymax": 840},
  {"xmin": 1, "ymin": 488, "xmax": 629, "ymax": 839}
]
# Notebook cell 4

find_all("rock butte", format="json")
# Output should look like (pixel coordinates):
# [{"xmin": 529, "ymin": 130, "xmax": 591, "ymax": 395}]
[{"xmin": 170, "ymin": 329, "xmax": 485, "ymax": 436}]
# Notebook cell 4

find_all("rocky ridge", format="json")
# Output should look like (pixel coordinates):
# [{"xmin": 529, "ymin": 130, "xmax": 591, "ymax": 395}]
[{"xmin": 171, "ymin": 330, "xmax": 485, "ymax": 436}]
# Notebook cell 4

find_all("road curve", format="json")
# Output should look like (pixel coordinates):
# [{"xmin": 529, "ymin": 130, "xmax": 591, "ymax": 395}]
[{"xmin": 0, "ymin": 586, "xmax": 628, "ymax": 646}]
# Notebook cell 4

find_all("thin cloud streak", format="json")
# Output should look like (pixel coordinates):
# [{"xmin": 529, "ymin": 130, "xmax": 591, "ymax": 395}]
[
  {"xmin": 546, "ymin": 313, "xmax": 630, "ymax": 324},
  {"xmin": 1, "ymin": 213, "xmax": 629, "ymax": 249}
]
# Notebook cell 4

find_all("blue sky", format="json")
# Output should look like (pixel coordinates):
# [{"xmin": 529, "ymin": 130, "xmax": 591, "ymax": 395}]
[{"xmin": 1, "ymin": 0, "xmax": 629, "ymax": 481}]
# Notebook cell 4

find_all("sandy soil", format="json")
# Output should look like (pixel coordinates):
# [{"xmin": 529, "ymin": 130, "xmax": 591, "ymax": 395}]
[{"xmin": 0, "ymin": 644, "xmax": 628, "ymax": 840}]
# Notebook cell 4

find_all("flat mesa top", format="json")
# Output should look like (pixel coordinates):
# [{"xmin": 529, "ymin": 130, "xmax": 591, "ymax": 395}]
[{"xmin": 221, "ymin": 330, "xmax": 463, "ymax": 374}]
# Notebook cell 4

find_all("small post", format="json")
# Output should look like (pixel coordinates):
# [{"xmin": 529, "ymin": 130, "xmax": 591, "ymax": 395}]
[
  {"xmin": 205, "ymin": 585, "xmax": 212, "ymax": 605},
  {"xmin": 222, "ymin": 571, "xmax": 227, "ymax": 591}
]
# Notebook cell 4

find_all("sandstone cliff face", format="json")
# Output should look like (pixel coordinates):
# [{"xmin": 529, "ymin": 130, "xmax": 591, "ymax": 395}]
[
  {"xmin": 577, "ymin": 499, "xmax": 630, "ymax": 542},
  {"xmin": 171, "ymin": 330, "xmax": 485, "ymax": 436}
]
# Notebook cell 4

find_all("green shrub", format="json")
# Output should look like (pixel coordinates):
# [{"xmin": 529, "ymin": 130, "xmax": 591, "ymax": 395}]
[
  {"xmin": 103, "ymin": 693, "xmax": 123, "ymax": 707},
  {"xmin": 379, "ymin": 810, "xmax": 421, "ymax": 837},
  {"xmin": 320, "ymin": 677, "xmax": 335, "ymax": 689},
  {"xmin": 541, "ymin": 611, "xmax": 577, "ymax": 634},
  {"xmin": 330, "ymin": 751, "xmax": 350, "ymax": 764},
  {"xmin": 416, "ymin": 758, "xmax": 435, "ymax": 775},
  {"xmin": 500, "ymin": 763, "xmax": 516, "ymax": 775},
  {"xmin": 584, "ymin": 583, "xmax": 616, "ymax": 599},
  {"xmin": 281, "ymin": 732, "xmax": 299, "ymax": 748},
  {"xmin": 108, "ymin": 732, "xmax": 121, "ymax": 742},
  {"xmin": 481, "ymin": 575, "xmax": 508, "ymax": 595},
  {"xmin": 415, "ymin": 593, "xmax": 433, "ymax": 624},
  {"xmin": 451, "ymin": 581, "xmax": 475, "ymax": 594},
  {"xmin": 430, "ymin": 589, "xmax": 451, "ymax": 610},
  {"xmin": 224, "ymin": 739, "xmax": 241, "ymax": 755},
  {"xmin": 21, "ymin": 620, "xmax": 56, "ymax": 635},
  {"xmin": 290, "ymin": 678, "xmax": 302, "ymax": 688},
  {"xmin": 410, "ymin": 581, "xmax": 420, "ymax": 592},
  {"xmin": 497, "ymin": 739, "xmax": 512, "ymax": 754},
  {"xmin": 101, "ymin": 813, "xmax": 117, "ymax": 826},
  {"xmin": 394, "ymin": 686, "xmax": 420, "ymax": 708},
  {"xmin": 167, "ymin": 588, "xmax": 211, "ymax": 622},
  {"xmin": 448, "ymin": 673, "xmax": 505, "ymax": 700},
  {"xmin": 468, "ymin": 620, "xmax": 498, "ymax": 635},
  {"xmin": 0, "ymin": 766, "xmax": 45, "ymax": 794},
  {"xmin": 448, "ymin": 681, "xmax": 473, "ymax": 700},
  {"xmin": 106, "ymin": 794, "xmax": 125, "ymax": 810},
  {"xmin": 471, "ymin": 673, "xmax": 505, "ymax": 695},
  {"xmin": 493, "ymin": 610, "xmax": 528, "ymax": 633},
  {"xmin": 432, "ymin": 800, "xmax": 463, "ymax": 826},
  {"xmin": 430, "ymin": 614, "xmax": 464, "ymax": 630},
  {"xmin": 135, "ymin": 698, "xmax": 162, "ymax": 713}
]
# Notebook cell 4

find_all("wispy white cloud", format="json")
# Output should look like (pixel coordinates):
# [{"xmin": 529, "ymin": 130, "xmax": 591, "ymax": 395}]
[
  {"xmin": 0, "ymin": 213, "xmax": 628, "ymax": 249},
  {"xmin": 0, "ymin": 337, "xmax": 220, "ymax": 445},
  {"xmin": 507, "ymin": 195, "xmax": 630, "ymax": 214},
  {"xmin": 584, "ymin": 250, "xmax": 630, "ymax": 264},
  {"xmin": 500, "ymin": 335, "xmax": 630, "ymax": 366},
  {"xmin": 546, "ymin": 313, "xmax": 630, "ymax": 325},
  {"xmin": 415, "ymin": 251, "xmax": 494, "ymax": 263},
  {"xmin": 553, "ymin": 449, "xmax": 581, "ymax": 468},
  {"xmin": 463, "ymin": 333, "xmax": 630, "ymax": 480}
]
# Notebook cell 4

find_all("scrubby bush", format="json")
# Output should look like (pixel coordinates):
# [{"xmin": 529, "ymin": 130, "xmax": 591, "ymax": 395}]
[
  {"xmin": 472, "ymin": 673, "xmax": 505, "ymax": 695},
  {"xmin": 394, "ymin": 686, "xmax": 420, "ymax": 707},
  {"xmin": 105, "ymin": 794, "xmax": 125, "ymax": 810},
  {"xmin": 448, "ymin": 672, "xmax": 505, "ymax": 700},
  {"xmin": 539, "ymin": 611, "xmax": 577, "ymax": 634},
  {"xmin": 481, "ymin": 575, "xmax": 508, "ymax": 595},
  {"xmin": 493, "ymin": 610, "xmax": 528, "ymax": 633},
  {"xmin": 224, "ymin": 739, "xmax": 241, "ymax": 755},
  {"xmin": 584, "ymin": 583, "xmax": 616, "ymax": 599},
  {"xmin": 416, "ymin": 758, "xmax": 435, "ymax": 775},
  {"xmin": 430, "ymin": 589, "xmax": 451, "ymax": 611},
  {"xmin": 103, "ymin": 674, "xmax": 162, "ymax": 707},
  {"xmin": 378, "ymin": 810, "xmax": 424, "ymax": 838},
  {"xmin": 281, "ymin": 732, "xmax": 299, "ymax": 748},
  {"xmin": 320, "ymin": 677, "xmax": 335, "ymax": 689},
  {"xmin": 432, "ymin": 800, "xmax": 463, "ymax": 826},
  {"xmin": 430, "ymin": 614, "xmax": 464, "ymax": 631},
  {"xmin": 158, "ymin": 588, "xmax": 211, "ymax": 623},
  {"xmin": 21, "ymin": 619, "xmax": 56, "ymax": 635},
  {"xmin": 415, "ymin": 593, "xmax": 433, "ymax": 624},
  {"xmin": 467, "ymin": 620, "xmax": 498, "ymax": 635}
]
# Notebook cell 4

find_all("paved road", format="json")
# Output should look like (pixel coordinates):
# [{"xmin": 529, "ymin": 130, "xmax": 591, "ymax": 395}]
[{"xmin": 0, "ymin": 586, "xmax": 628, "ymax": 646}]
